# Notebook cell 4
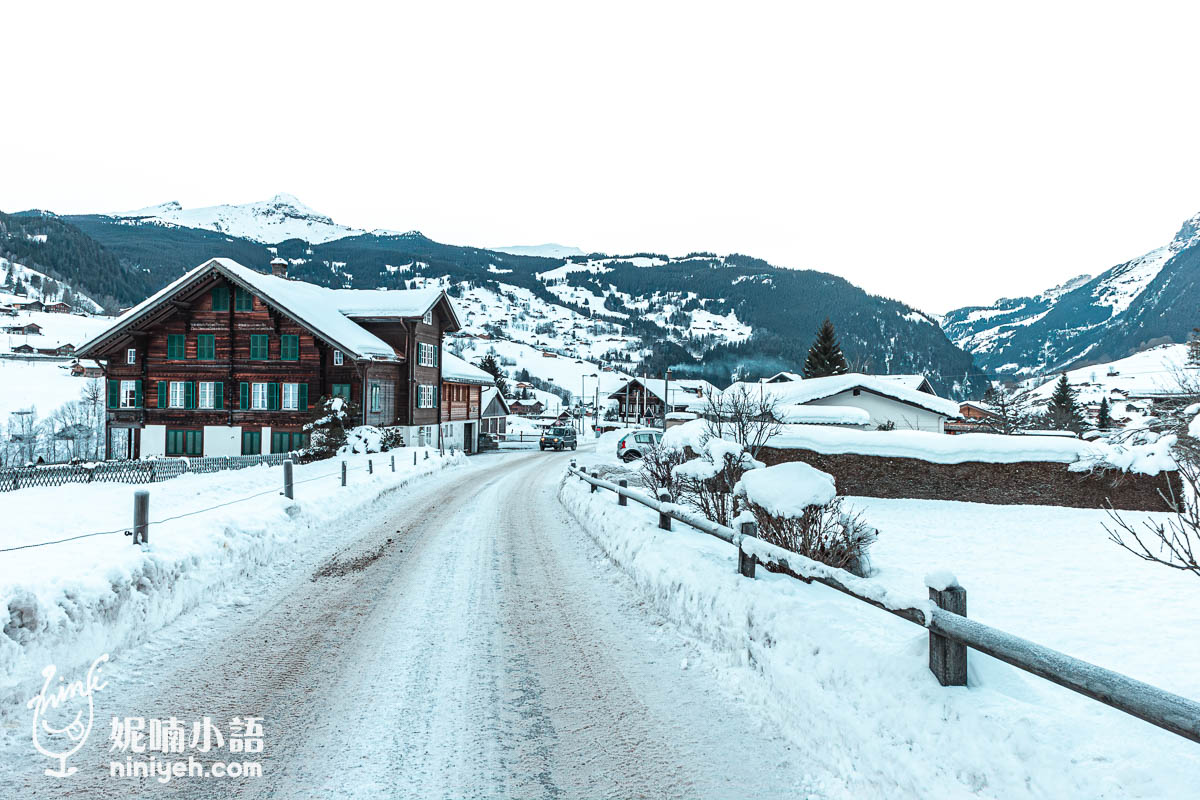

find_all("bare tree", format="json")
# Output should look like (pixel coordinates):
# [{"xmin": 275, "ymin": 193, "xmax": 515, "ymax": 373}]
[
  {"xmin": 981, "ymin": 384, "xmax": 1035, "ymax": 434},
  {"xmin": 1105, "ymin": 459, "xmax": 1200, "ymax": 578},
  {"xmin": 703, "ymin": 385, "xmax": 783, "ymax": 458}
]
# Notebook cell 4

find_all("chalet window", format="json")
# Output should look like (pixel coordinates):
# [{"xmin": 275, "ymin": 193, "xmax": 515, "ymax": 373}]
[
  {"xmin": 235, "ymin": 288, "xmax": 253, "ymax": 311},
  {"xmin": 126, "ymin": 348, "xmax": 136, "ymax": 365},
  {"xmin": 282, "ymin": 383, "xmax": 298, "ymax": 411},
  {"xmin": 417, "ymin": 384, "xmax": 437, "ymax": 409},
  {"xmin": 167, "ymin": 334, "xmax": 185, "ymax": 360},
  {"xmin": 281, "ymin": 335, "xmax": 299, "ymax": 361},
  {"xmin": 118, "ymin": 380, "xmax": 141, "ymax": 409},
  {"xmin": 250, "ymin": 335, "xmax": 269, "ymax": 360},
  {"xmin": 211, "ymin": 286, "xmax": 230, "ymax": 312},
  {"xmin": 369, "ymin": 381, "xmax": 382, "ymax": 413},
  {"xmin": 332, "ymin": 349, "xmax": 343, "ymax": 366},
  {"xmin": 196, "ymin": 334, "xmax": 215, "ymax": 360},
  {"xmin": 166, "ymin": 429, "xmax": 203, "ymax": 456},
  {"xmin": 252, "ymin": 382, "xmax": 269, "ymax": 410},
  {"xmin": 422, "ymin": 309, "xmax": 432, "ymax": 325},
  {"xmin": 331, "ymin": 383, "xmax": 351, "ymax": 400},
  {"xmin": 169, "ymin": 382, "xmax": 187, "ymax": 409},
  {"xmin": 418, "ymin": 342, "xmax": 438, "ymax": 368},
  {"xmin": 241, "ymin": 430, "xmax": 261, "ymax": 455},
  {"xmin": 198, "ymin": 381, "xmax": 222, "ymax": 410}
]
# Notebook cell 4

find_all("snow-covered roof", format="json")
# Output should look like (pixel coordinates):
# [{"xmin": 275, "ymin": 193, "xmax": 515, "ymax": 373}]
[
  {"xmin": 776, "ymin": 404, "xmax": 871, "ymax": 426},
  {"xmin": 725, "ymin": 373, "xmax": 960, "ymax": 419},
  {"xmin": 874, "ymin": 374, "xmax": 935, "ymax": 394},
  {"xmin": 608, "ymin": 376, "xmax": 717, "ymax": 407},
  {"xmin": 480, "ymin": 386, "xmax": 510, "ymax": 416},
  {"xmin": 78, "ymin": 258, "xmax": 461, "ymax": 363},
  {"xmin": 442, "ymin": 349, "xmax": 495, "ymax": 385}
]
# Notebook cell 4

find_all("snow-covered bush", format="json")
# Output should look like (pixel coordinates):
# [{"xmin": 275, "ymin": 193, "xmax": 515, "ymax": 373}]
[
  {"xmin": 304, "ymin": 396, "xmax": 360, "ymax": 457},
  {"xmin": 659, "ymin": 419, "xmax": 762, "ymax": 527},
  {"xmin": 735, "ymin": 462, "xmax": 878, "ymax": 577}
]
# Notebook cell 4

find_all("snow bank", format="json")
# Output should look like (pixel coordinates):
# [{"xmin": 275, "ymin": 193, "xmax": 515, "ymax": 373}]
[
  {"xmin": 770, "ymin": 425, "xmax": 1177, "ymax": 474},
  {"xmin": 734, "ymin": 462, "xmax": 836, "ymax": 515},
  {"xmin": 0, "ymin": 448, "xmax": 464, "ymax": 698},
  {"xmin": 557, "ymin": 477, "xmax": 1200, "ymax": 796},
  {"xmin": 660, "ymin": 418, "xmax": 708, "ymax": 451}
]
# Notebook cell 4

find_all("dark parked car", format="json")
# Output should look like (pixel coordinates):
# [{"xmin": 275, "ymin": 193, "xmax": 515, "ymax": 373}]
[{"xmin": 540, "ymin": 426, "xmax": 577, "ymax": 451}]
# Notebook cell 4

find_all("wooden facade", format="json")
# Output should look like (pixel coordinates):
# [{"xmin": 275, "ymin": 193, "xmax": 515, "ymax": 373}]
[{"xmin": 77, "ymin": 259, "xmax": 460, "ymax": 459}]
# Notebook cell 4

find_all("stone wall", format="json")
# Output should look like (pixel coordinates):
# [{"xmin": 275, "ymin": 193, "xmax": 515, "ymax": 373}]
[{"xmin": 757, "ymin": 446, "xmax": 1179, "ymax": 511}]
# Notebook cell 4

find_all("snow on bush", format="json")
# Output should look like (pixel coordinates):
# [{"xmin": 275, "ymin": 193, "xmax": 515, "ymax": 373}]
[
  {"xmin": 0, "ymin": 449, "xmax": 464, "ymax": 702},
  {"xmin": 735, "ymin": 462, "xmax": 876, "ymax": 577},
  {"xmin": 733, "ymin": 461, "xmax": 835, "ymax": 516}
]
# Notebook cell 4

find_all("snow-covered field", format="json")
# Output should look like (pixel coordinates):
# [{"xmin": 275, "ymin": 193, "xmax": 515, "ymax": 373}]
[
  {"xmin": 0, "ymin": 448, "xmax": 464, "ymax": 700},
  {"xmin": 0, "ymin": 359, "xmax": 95, "ymax": 425},
  {"xmin": 559, "ymin": 468, "xmax": 1200, "ymax": 797}
]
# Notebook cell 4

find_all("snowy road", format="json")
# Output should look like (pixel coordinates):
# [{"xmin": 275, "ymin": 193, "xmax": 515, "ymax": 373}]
[{"xmin": 0, "ymin": 448, "xmax": 820, "ymax": 799}]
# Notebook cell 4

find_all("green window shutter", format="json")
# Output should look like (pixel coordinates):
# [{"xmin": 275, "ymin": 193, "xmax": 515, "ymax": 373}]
[
  {"xmin": 197, "ymin": 334, "xmax": 214, "ymax": 360},
  {"xmin": 157, "ymin": 380, "xmax": 167, "ymax": 408},
  {"xmin": 212, "ymin": 286, "xmax": 229, "ymax": 311},
  {"xmin": 214, "ymin": 381, "xmax": 224, "ymax": 410},
  {"xmin": 235, "ymin": 288, "xmax": 253, "ymax": 311},
  {"xmin": 185, "ymin": 381, "xmax": 195, "ymax": 410},
  {"xmin": 250, "ymin": 335, "xmax": 268, "ymax": 360},
  {"xmin": 134, "ymin": 380, "xmax": 143, "ymax": 408},
  {"xmin": 240, "ymin": 382, "xmax": 250, "ymax": 410},
  {"xmin": 298, "ymin": 383, "xmax": 308, "ymax": 411},
  {"xmin": 107, "ymin": 379, "xmax": 119, "ymax": 409},
  {"xmin": 268, "ymin": 382, "xmax": 280, "ymax": 411},
  {"xmin": 167, "ymin": 334, "xmax": 184, "ymax": 360},
  {"xmin": 281, "ymin": 335, "xmax": 299, "ymax": 361}
]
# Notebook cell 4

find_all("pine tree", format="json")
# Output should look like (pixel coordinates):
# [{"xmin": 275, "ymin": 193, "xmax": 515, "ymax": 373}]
[
  {"xmin": 1044, "ymin": 375, "xmax": 1085, "ymax": 433},
  {"xmin": 802, "ymin": 318, "xmax": 849, "ymax": 379},
  {"xmin": 477, "ymin": 354, "xmax": 508, "ymax": 397},
  {"xmin": 1097, "ymin": 396, "xmax": 1112, "ymax": 430}
]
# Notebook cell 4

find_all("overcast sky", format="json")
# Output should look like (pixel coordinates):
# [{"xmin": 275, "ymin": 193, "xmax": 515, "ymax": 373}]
[{"xmin": 4, "ymin": 1, "xmax": 1199, "ymax": 312}]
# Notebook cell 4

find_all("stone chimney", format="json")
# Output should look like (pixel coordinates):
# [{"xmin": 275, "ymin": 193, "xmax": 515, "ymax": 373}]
[{"xmin": 269, "ymin": 257, "xmax": 288, "ymax": 278}]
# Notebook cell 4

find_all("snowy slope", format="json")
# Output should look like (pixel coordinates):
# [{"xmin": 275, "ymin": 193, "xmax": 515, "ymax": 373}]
[
  {"xmin": 0, "ymin": 308, "xmax": 113, "ymax": 355},
  {"xmin": 110, "ymin": 193, "xmax": 365, "ymax": 244},
  {"xmin": 0, "ymin": 257, "xmax": 103, "ymax": 313}
]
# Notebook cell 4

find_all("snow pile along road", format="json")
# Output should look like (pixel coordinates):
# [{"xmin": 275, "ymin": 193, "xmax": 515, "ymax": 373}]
[
  {"xmin": 557, "ymin": 468, "xmax": 1199, "ymax": 797},
  {"xmin": 0, "ymin": 448, "xmax": 464, "ymax": 698}
]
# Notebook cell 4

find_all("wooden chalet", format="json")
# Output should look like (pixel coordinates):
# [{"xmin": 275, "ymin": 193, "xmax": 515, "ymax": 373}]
[
  {"xmin": 75, "ymin": 257, "xmax": 461, "ymax": 459},
  {"xmin": 609, "ymin": 377, "xmax": 716, "ymax": 424},
  {"xmin": 4, "ymin": 322, "xmax": 43, "ymax": 335},
  {"xmin": 438, "ymin": 350, "xmax": 494, "ymax": 453},
  {"xmin": 480, "ymin": 387, "xmax": 511, "ymax": 438}
]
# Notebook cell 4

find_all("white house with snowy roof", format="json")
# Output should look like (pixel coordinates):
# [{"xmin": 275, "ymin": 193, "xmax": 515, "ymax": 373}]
[{"xmin": 726, "ymin": 373, "xmax": 960, "ymax": 432}]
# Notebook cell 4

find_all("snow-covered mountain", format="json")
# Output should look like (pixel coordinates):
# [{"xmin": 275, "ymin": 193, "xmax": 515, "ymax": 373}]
[
  {"xmin": 491, "ymin": 243, "xmax": 585, "ymax": 258},
  {"xmin": 942, "ymin": 210, "xmax": 1200, "ymax": 378},
  {"xmin": 111, "ymin": 193, "xmax": 365, "ymax": 245}
]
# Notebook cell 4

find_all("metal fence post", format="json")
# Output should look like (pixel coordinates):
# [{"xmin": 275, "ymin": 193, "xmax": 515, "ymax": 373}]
[
  {"xmin": 657, "ymin": 490, "xmax": 672, "ymax": 531},
  {"xmin": 390, "ymin": 455, "xmax": 395, "ymax": 472},
  {"xmin": 368, "ymin": 458, "xmax": 373, "ymax": 475},
  {"xmin": 618, "ymin": 478, "xmax": 628, "ymax": 506},
  {"xmin": 283, "ymin": 459, "xmax": 294, "ymax": 499},
  {"xmin": 133, "ymin": 490, "xmax": 149, "ymax": 545},
  {"xmin": 590, "ymin": 470, "xmax": 599, "ymax": 493},
  {"xmin": 737, "ymin": 520, "xmax": 757, "ymax": 578},
  {"xmin": 928, "ymin": 582, "xmax": 968, "ymax": 687},
  {"xmin": 341, "ymin": 460, "xmax": 347, "ymax": 487},
  {"xmin": 414, "ymin": 451, "xmax": 418, "ymax": 466}
]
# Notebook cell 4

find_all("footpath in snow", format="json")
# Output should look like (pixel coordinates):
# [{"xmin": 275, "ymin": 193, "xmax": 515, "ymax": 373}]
[
  {"xmin": 0, "ymin": 447, "xmax": 464, "ymax": 700},
  {"xmin": 558, "ymin": 465, "xmax": 1200, "ymax": 798}
]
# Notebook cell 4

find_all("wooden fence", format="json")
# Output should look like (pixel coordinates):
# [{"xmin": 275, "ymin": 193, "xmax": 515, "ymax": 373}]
[
  {"xmin": 567, "ymin": 463, "xmax": 1200, "ymax": 745},
  {"xmin": 0, "ymin": 452, "xmax": 303, "ymax": 492}
]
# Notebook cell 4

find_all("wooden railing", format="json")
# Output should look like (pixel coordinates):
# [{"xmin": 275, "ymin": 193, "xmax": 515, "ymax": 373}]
[{"xmin": 567, "ymin": 463, "xmax": 1200, "ymax": 745}]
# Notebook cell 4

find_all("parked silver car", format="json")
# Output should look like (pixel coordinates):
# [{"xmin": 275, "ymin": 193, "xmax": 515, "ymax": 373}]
[{"xmin": 616, "ymin": 429, "xmax": 664, "ymax": 462}]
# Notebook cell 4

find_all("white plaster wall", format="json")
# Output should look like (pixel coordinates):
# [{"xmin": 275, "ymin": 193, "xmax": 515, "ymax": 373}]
[
  {"xmin": 808, "ymin": 390, "xmax": 946, "ymax": 432},
  {"xmin": 141, "ymin": 424, "xmax": 166, "ymax": 458},
  {"xmin": 204, "ymin": 426, "xmax": 241, "ymax": 456},
  {"xmin": 259, "ymin": 426, "xmax": 271, "ymax": 455}
]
